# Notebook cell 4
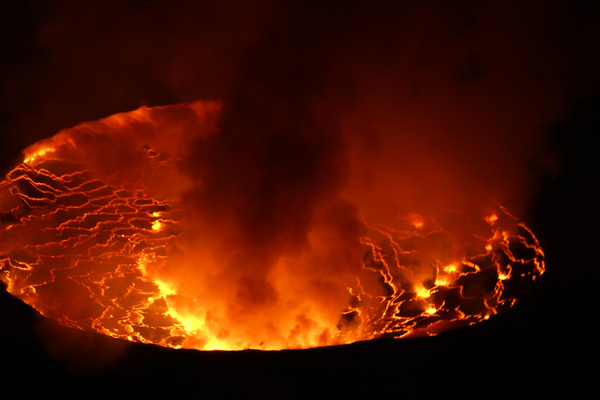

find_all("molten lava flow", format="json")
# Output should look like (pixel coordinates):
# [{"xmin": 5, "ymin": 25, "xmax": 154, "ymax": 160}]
[{"xmin": 0, "ymin": 102, "xmax": 545, "ymax": 350}]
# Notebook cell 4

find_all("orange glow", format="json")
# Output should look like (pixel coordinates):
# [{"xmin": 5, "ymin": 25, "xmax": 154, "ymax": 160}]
[
  {"xmin": 485, "ymin": 213, "xmax": 499, "ymax": 225},
  {"xmin": 425, "ymin": 306, "xmax": 437, "ymax": 315},
  {"xmin": 407, "ymin": 213, "xmax": 425, "ymax": 229},
  {"xmin": 0, "ymin": 102, "xmax": 546, "ymax": 350},
  {"xmin": 435, "ymin": 277, "xmax": 449, "ymax": 286},
  {"xmin": 23, "ymin": 146, "xmax": 55, "ymax": 164},
  {"xmin": 415, "ymin": 286, "xmax": 431, "ymax": 298},
  {"xmin": 443, "ymin": 264, "xmax": 457, "ymax": 273}
]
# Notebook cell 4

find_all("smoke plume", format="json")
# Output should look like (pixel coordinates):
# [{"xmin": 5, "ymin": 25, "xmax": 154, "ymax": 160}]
[{"xmin": 159, "ymin": 1, "xmax": 573, "ymax": 346}]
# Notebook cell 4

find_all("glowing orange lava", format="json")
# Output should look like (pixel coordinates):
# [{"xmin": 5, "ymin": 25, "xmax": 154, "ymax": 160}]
[{"xmin": 0, "ymin": 102, "xmax": 545, "ymax": 350}]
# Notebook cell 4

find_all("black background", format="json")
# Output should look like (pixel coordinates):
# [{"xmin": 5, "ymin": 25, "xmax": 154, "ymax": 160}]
[{"xmin": 1, "ymin": 1, "xmax": 597, "ymax": 398}]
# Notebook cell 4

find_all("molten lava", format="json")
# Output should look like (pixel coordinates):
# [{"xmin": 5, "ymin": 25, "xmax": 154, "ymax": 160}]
[{"xmin": 0, "ymin": 102, "xmax": 545, "ymax": 350}]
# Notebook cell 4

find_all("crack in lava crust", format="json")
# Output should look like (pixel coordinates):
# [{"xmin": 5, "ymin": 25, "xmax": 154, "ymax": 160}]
[{"xmin": 0, "ymin": 102, "xmax": 545, "ymax": 350}]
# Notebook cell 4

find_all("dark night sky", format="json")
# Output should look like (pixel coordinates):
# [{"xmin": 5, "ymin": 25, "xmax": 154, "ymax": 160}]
[{"xmin": 1, "ymin": 0, "xmax": 598, "ymax": 397}]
